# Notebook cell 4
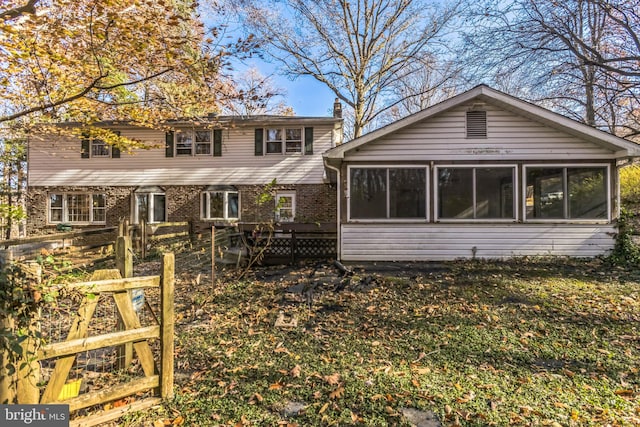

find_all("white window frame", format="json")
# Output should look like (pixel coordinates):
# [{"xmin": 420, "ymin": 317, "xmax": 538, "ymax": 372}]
[
  {"xmin": 522, "ymin": 164, "xmax": 611, "ymax": 223},
  {"xmin": 434, "ymin": 164, "xmax": 518, "ymax": 223},
  {"xmin": 48, "ymin": 193, "xmax": 107, "ymax": 224},
  {"xmin": 133, "ymin": 191, "xmax": 166, "ymax": 224},
  {"xmin": 275, "ymin": 191, "xmax": 296, "ymax": 222},
  {"xmin": 264, "ymin": 128, "xmax": 304, "ymax": 155},
  {"xmin": 346, "ymin": 165, "xmax": 430, "ymax": 223},
  {"xmin": 201, "ymin": 190, "xmax": 239, "ymax": 220},
  {"xmin": 90, "ymin": 138, "xmax": 111, "ymax": 158},
  {"xmin": 175, "ymin": 129, "xmax": 212, "ymax": 156}
]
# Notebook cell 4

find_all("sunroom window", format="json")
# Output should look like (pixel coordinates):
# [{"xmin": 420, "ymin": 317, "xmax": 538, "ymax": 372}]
[
  {"xmin": 349, "ymin": 167, "xmax": 427, "ymax": 219},
  {"xmin": 437, "ymin": 167, "xmax": 515, "ymax": 220},
  {"xmin": 525, "ymin": 166, "xmax": 608, "ymax": 220}
]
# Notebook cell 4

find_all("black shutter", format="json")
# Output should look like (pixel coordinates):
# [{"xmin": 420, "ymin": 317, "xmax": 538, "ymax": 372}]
[
  {"xmin": 112, "ymin": 130, "xmax": 121, "ymax": 158},
  {"xmin": 213, "ymin": 129, "xmax": 222, "ymax": 157},
  {"xmin": 254, "ymin": 128, "xmax": 263, "ymax": 156},
  {"xmin": 81, "ymin": 133, "xmax": 90, "ymax": 158},
  {"xmin": 304, "ymin": 127, "xmax": 313, "ymax": 155},
  {"xmin": 165, "ymin": 131, "xmax": 174, "ymax": 157}
]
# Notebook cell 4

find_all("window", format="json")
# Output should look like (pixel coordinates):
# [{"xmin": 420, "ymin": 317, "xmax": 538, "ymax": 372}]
[
  {"xmin": 275, "ymin": 192, "xmax": 295, "ymax": 222},
  {"xmin": 175, "ymin": 130, "xmax": 213, "ymax": 156},
  {"xmin": 436, "ymin": 166, "xmax": 515, "ymax": 220},
  {"xmin": 525, "ymin": 166, "xmax": 608, "ymax": 220},
  {"xmin": 81, "ymin": 132, "xmax": 120, "ymax": 158},
  {"xmin": 466, "ymin": 110, "xmax": 487, "ymax": 138},
  {"xmin": 48, "ymin": 193, "xmax": 106, "ymax": 224},
  {"xmin": 266, "ymin": 128, "xmax": 302, "ymax": 154},
  {"xmin": 91, "ymin": 139, "xmax": 110, "ymax": 157},
  {"xmin": 201, "ymin": 190, "xmax": 239, "ymax": 220},
  {"xmin": 349, "ymin": 167, "xmax": 427, "ymax": 220},
  {"xmin": 133, "ymin": 188, "xmax": 166, "ymax": 224}
]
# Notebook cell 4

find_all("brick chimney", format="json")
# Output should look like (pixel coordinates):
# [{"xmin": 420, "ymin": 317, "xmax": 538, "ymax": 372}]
[{"xmin": 333, "ymin": 98, "xmax": 342, "ymax": 119}]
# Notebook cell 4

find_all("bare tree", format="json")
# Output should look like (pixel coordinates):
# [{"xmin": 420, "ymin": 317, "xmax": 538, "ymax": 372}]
[
  {"xmin": 222, "ymin": 68, "xmax": 293, "ymax": 116},
  {"xmin": 462, "ymin": 0, "xmax": 640, "ymax": 139},
  {"xmin": 231, "ymin": 0, "xmax": 461, "ymax": 138}
]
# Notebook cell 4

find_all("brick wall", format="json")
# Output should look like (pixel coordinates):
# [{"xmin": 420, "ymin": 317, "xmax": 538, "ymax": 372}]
[{"xmin": 26, "ymin": 184, "xmax": 337, "ymax": 236}]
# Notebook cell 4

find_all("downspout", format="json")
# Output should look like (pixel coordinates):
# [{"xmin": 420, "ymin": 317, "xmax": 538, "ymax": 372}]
[{"xmin": 324, "ymin": 159, "xmax": 341, "ymax": 261}]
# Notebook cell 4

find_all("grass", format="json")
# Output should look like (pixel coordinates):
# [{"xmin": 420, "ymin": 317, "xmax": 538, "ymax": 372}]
[{"xmin": 124, "ymin": 259, "xmax": 640, "ymax": 426}]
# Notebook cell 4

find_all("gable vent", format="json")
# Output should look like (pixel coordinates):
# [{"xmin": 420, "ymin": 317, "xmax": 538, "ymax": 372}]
[{"xmin": 466, "ymin": 110, "xmax": 487, "ymax": 138}]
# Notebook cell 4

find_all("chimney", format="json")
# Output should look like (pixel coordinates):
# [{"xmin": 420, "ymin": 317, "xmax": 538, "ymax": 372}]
[{"xmin": 333, "ymin": 98, "xmax": 342, "ymax": 119}]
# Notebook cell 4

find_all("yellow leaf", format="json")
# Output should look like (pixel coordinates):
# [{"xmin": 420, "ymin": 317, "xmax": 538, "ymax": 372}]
[
  {"xmin": 329, "ymin": 386, "xmax": 344, "ymax": 399},
  {"xmin": 269, "ymin": 382, "xmax": 284, "ymax": 390},
  {"xmin": 319, "ymin": 402, "xmax": 329, "ymax": 414},
  {"xmin": 614, "ymin": 389, "xmax": 634, "ymax": 396},
  {"xmin": 172, "ymin": 416, "xmax": 185, "ymax": 425},
  {"xmin": 324, "ymin": 373, "xmax": 341, "ymax": 385}
]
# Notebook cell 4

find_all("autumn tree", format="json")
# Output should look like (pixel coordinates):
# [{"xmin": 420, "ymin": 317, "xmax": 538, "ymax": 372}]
[
  {"xmin": 0, "ymin": 138, "xmax": 26, "ymax": 239},
  {"xmin": 462, "ymin": 0, "xmax": 640, "ymax": 139},
  {"xmin": 230, "ymin": 0, "xmax": 461, "ymax": 138},
  {"xmin": 0, "ymin": 0, "xmax": 249, "ymax": 146}
]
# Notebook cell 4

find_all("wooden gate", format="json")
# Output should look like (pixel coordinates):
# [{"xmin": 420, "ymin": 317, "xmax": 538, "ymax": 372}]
[{"xmin": 8, "ymin": 252, "xmax": 175, "ymax": 427}]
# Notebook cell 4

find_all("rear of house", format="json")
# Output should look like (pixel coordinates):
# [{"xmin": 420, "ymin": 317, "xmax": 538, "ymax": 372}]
[
  {"xmin": 27, "ymin": 115, "xmax": 342, "ymax": 235},
  {"xmin": 324, "ymin": 85, "xmax": 640, "ymax": 261}
]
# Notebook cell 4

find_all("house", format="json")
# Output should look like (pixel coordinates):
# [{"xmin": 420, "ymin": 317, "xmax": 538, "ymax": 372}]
[
  {"xmin": 26, "ymin": 110, "xmax": 343, "ymax": 235},
  {"xmin": 323, "ymin": 85, "xmax": 640, "ymax": 261}
]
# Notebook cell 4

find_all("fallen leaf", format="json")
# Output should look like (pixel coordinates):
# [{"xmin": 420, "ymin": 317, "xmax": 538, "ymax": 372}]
[
  {"xmin": 614, "ymin": 389, "xmax": 634, "ymax": 396},
  {"xmin": 172, "ymin": 416, "xmax": 184, "ymax": 425},
  {"xmin": 329, "ymin": 386, "xmax": 344, "ymax": 399},
  {"xmin": 290, "ymin": 365, "xmax": 301, "ymax": 378},
  {"xmin": 269, "ymin": 382, "xmax": 284, "ymax": 390},
  {"xmin": 319, "ymin": 402, "xmax": 329, "ymax": 414},
  {"xmin": 324, "ymin": 373, "xmax": 341, "ymax": 385}
]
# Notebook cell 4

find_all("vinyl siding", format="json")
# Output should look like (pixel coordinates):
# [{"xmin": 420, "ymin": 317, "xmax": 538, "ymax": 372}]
[
  {"xmin": 340, "ymin": 224, "xmax": 615, "ymax": 261},
  {"xmin": 344, "ymin": 104, "xmax": 615, "ymax": 162},
  {"xmin": 28, "ymin": 124, "xmax": 336, "ymax": 186}
]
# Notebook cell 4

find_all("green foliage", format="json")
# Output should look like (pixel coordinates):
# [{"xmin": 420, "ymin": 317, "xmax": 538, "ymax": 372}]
[
  {"xmin": 620, "ymin": 164, "xmax": 640, "ymax": 204},
  {"xmin": 608, "ymin": 207, "xmax": 640, "ymax": 265}
]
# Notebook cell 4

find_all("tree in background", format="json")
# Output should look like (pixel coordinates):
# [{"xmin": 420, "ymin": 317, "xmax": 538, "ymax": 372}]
[
  {"xmin": 461, "ymin": 0, "xmax": 640, "ymax": 140},
  {"xmin": 230, "ymin": 0, "xmax": 461, "ymax": 139},
  {"xmin": 0, "ymin": 0, "xmax": 258, "ymax": 148},
  {"xmin": 0, "ymin": 139, "xmax": 26, "ymax": 239},
  {"xmin": 222, "ymin": 68, "xmax": 293, "ymax": 116}
]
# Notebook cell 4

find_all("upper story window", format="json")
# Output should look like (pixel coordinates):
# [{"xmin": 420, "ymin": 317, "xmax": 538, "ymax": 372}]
[
  {"xmin": 255, "ymin": 127, "xmax": 313, "ymax": 156},
  {"xmin": 176, "ymin": 130, "xmax": 212, "ymax": 156},
  {"xmin": 81, "ymin": 132, "xmax": 120, "ymax": 158},
  {"xmin": 436, "ymin": 166, "xmax": 515, "ymax": 221},
  {"xmin": 166, "ymin": 129, "xmax": 222, "ymax": 157},
  {"xmin": 266, "ymin": 128, "xmax": 302, "ymax": 154},
  {"xmin": 524, "ymin": 166, "xmax": 608, "ymax": 221},
  {"xmin": 49, "ymin": 193, "xmax": 106, "ymax": 224},
  {"xmin": 349, "ymin": 167, "xmax": 428, "ymax": 220}
]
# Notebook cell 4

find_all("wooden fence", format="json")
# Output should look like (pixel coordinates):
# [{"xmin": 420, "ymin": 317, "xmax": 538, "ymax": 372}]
[{"xmin": 0, "ymin": 246, "xmax": 175, "ymax": 427}]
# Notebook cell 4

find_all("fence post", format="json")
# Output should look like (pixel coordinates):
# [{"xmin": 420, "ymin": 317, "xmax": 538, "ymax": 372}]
[
  {"xmin": 115, "ymin": 236, "xmax": 133, "ymax": 368},
  {"xmin": 160, "ymin": 253, "xmax": 175, "ymax": 400},
  {"xmin": 211, "ymin": 226, "xmax": 216, "ymax": 284},
  {"xmin": 141, "ymin": 219, "xmax": 147, "ymax": 260},
  {"xmin": 16, "ymin": 262, "xmax": 42, "ymax": 404},
  {"xmin": 291, "ymin": 230, "xmax": 297, "ymax": 264}
]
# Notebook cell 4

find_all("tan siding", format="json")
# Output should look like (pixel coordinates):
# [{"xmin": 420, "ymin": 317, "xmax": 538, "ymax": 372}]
[
  {"xmin": 341, "ymin": 224, "xmax": 614, "ymax": 261},
  {"xmin": 345, "ymin": 104, "xmax": 614, "ymax": 162},
  {"xmin": 28, "ymin": 125, "xmax": 335, "ymax": 186}
]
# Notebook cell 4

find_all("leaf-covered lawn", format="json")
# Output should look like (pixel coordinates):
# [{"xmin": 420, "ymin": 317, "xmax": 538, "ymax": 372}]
[{"xmin": 128, "ymin": 260, "xmax": 640, "ymax": 426}]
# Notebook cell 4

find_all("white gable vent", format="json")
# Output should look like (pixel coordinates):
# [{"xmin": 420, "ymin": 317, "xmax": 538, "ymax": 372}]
[{"xmin": 466, "ymin": 110, "xmax": 487, "ymax": 138}]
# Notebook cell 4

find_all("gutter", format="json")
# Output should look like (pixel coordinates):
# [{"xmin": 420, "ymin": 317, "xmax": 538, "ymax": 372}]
[{"xmin": 323, "ymin": 159, "xmax": 341, "ymax": 261}]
